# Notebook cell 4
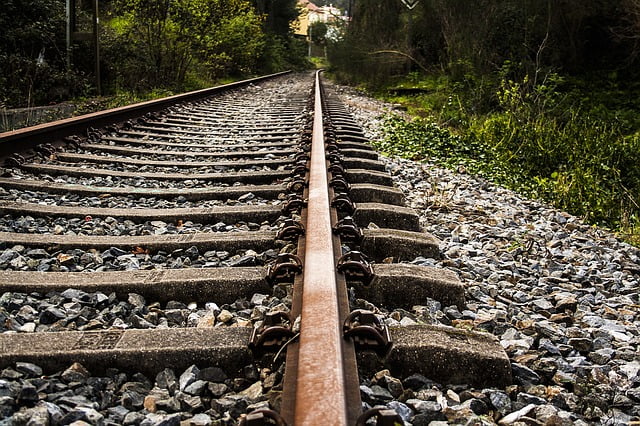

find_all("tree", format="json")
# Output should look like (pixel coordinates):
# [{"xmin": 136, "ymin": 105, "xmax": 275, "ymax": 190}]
[
  {"xmin": 328, "ymin": 0, "xmax": 408, "ymax": 84},
  {"xmin": 252, "ymin": 0, "xmax": 299, "ymax": 36},
  {"xmin": 0, "ymin": 0, "xmax": 88, "ymax": 107},
  {"xmin": 250, "ymin": 0, "xmax": 310, "ymax": 72},
  {"xmin": 331, "ymin": 0, "xmax": 640, "ymax": 87},
  {"xmin": 309, "ymin": 22, "xmax": 328, "ymax": 46},
  {"xmin": 105, "ymin": 0, "xmax": 265, "ymax": 90},
  {"xmin": 613, "ymin": 0, "xmax": 640, "ymax": 66},
  {"xmin": 174, "ymin": 0, "xmax": 265, "ymax": 78}
]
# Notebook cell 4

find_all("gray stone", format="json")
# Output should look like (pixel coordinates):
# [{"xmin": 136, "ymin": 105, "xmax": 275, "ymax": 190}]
[
  {"xmin": 141, "ymin": 413, "xmax": 181, "ymax": 426},
  {"xmin": 511, "ymin": 363, "xmax": 541, "ymax": 385},
  {"xmin": 488, "ymin": 391, "xmax": 512, "ymax": 416},
  {"xmin": 184, "ymin": 380, "xmax": 206, "ymax": 396},
  {"xmin": 1, "ymin": 368, "xmax": 22, "ymax": 380},
  {"xmin": 534, "ymin": 404, "xmax": 559, "ymax": 423},
  {"xmin": 402, "ymin": 374, "xmax": 434, "ymax": 390},
  {"xmin": 165, "ymin": 309, "xmax": 186, "ymax": 325},
  {"xmin": 198, "ymin": 367, "xmax": 227, "ymax": 383},
  {"xmin": 534, "ymin": 322, "xmax": 564, "ymax": 341},
  {"xmin": 25, "ymin": 403, "xmax": 49, "ymax": 424},
  {"xmin": 382, "ymin": 375, "xmax": 404, "ymax": 398},
  {"xmin": 250, "ymin": 293, "xmax": 268, "ymax": 306},
  {"xmin": 211, "ymin": 396, "xmax": 248, "ymax": 418},
  {"xmin": 588, "ymin": 348, "xmax": 615, "ymax": 365},
  {"xmin": 155, "ymin": 369, "xmax": 177, "ymax": 394},
  {"xmin": 187, "ymin": 413, "xmax": 212, "ymax": 425},
  {"xmin": 120, "ymin": 381, "xmax": 150, "ymax": 394},
  {"xmin": 185, "ymin": 246, "xmax": 199, "ymax": 259},
  {"xmin": 407, "ymin": 399, "xmax": 442, "ymax": 414},
  {"xmin": 539, "ymin": 338, "xmax": 561, "ymax": 355},
  {"xmin": 465, "ymin": 398, "xmax": 489, "ymax": 415},
  {"xmin": 127, "ymin": 293, "xmax": 146, "ymax": 309},
  {"xmin": 0, "ymin": 250, "xmax": 19, "ymax": 264},
  {"xmin": 156, "ymin": 396, "xmax": 181, "ymax": 412},
  {"xmin": 61, "ymin": 363, "xmax": 89, "ymax": 384},
  {"xmin": 15, "ymin": 362, "xmax": 42, "ymax": 378},
  {"xmin": 412, "ymin": 412, "xmax": 447, "ymax": 425},
  {"xmin": 178, "ymin": 393, "xmax": 203, "ymax": 411},
  {"xmin": 387, "ymin": 400, "xmax": 412, "ymax": 423},
  {"xmin": 516, "ymin": 392, "xmax": 546, "ymax": 406},
  {"xmin": 238, "ymin": 381, "xmax": 263, "ymax": 402},
  {"xmin": 568, "ymin": 338, "xmax": 592, "ymax": 352},
  {"xmin": 120, "ymin": 391, "xmax": 144, "ymax": 409},
  {"xmin": 0, "ymin": 396, "xmax": 15, "ymax": 418},
  {"xmin": 106, "ymin": 405, "xmax": 129, "ymax": 423},
  {"xmin": 76, "ymin": 407, "xmax": 104, "ymax": 424},
  {"xmin": 39, "ymin": 306, "xmax": 65, "ymax": 324},
  {"xmin": 25, "ymin": 249, "xmax": 49, "ymax": 259},
  {"xmin": 238, "ymin": 193, "xmax": 255, "ymax": 202},
  {"xmin": 367, "ymin": 385, "xmax": 393, "ymax": 402},
  {"xmin": 498, "ymin": 403, "xmax": 536, "ymax": 424},
  {"xmin": 17, "ymin": 383, "xmax": 39, "ymax": 404}
]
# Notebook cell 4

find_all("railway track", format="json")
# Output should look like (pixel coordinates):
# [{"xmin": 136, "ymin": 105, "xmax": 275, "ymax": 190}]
[{"xmin": 0, "ymin": 71, "xmax": 511, "ymax": 425}]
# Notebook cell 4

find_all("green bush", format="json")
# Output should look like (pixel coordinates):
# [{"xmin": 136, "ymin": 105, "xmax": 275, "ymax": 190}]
[{"xmin": 376, "ymin": 72, "xmax": 640, "ymax": 232}]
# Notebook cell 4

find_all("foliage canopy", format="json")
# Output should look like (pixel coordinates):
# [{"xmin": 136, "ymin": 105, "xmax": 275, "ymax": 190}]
[{"xmin": 1, "ymin": 0, "xmax": 308, "ymax": 107}]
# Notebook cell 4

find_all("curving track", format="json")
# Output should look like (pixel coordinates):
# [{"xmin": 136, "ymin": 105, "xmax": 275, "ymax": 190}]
[{"xmin": 0, "ymin": 71, "xmax": 511, "ymax": 425}]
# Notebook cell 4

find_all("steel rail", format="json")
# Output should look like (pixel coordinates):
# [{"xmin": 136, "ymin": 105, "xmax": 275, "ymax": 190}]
[
  {"xmin": 281, "ymin": 71, "xmax": 360, "ymax": 425},
  {"xmin": 0, "ymin": 71, "xmax": 291, "ymax": 157}
]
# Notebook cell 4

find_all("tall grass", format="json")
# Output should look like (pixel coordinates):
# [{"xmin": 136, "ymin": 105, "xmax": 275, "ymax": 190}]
[{"xmin": 375, "ymin": 72, "xmax": 640, "ymax": 240}]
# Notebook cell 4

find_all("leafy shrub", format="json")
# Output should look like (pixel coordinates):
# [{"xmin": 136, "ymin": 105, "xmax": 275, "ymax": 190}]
[{"xmin": 377, "ymin": 76, "xmax": 640, "ymax": 232}]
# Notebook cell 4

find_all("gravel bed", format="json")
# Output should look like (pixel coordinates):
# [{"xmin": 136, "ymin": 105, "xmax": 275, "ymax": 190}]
[
  {"xmin": 33, "ymin": 161, "xmax": 290, "ymax": 174},
  {"xmin": 90, "ymin": 136, "xmax": 304, "ymax": 146},
  {"xmin": 0, "ymin": 245, "xmax": 287, "ymax": 272},
  {"xmin": 70, "ymin": 150, "xmax": 295, "ymax": 162},
  {"xmin": 335, "ymin": 84, "xmax": 640, "ymax": 425},
  {"xmin": 0, "ymin": 188, "xmax": 283, "ymax": 209},
  {"xmin": 0, "ymin": 285, "xmax": 292, "ymax": 333},
  {"xmin": 5, "ymin": 170, "xmax": 294, "ymax": 189},
  {"xmin": 0, "ymin": 361, "xmax": 282, "ymax": 425},
  {"xmin": 0, "ymin": 266, "xmax": 293, "ymax": 423},
  {"xmin": 83, "ymin": 143, "xmax": 297, "ymax": 153},
  {"xmin": 84, "ymin": 144, "xmax": 288, "ymax": 153},
  {"xmin": 0, "ymin": 216, "xmax": 282, "ymax": 235}
]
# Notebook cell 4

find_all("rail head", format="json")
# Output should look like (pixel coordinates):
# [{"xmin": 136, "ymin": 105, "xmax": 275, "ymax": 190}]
[{"xmin": 282, "ymin": 70, "xmax": 361, "ymax": 426}]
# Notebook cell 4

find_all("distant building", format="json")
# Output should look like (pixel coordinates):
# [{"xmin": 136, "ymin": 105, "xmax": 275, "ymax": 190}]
[{"xmin": 295, "ymin": 1, "xmax": 344, "ymax": 37}]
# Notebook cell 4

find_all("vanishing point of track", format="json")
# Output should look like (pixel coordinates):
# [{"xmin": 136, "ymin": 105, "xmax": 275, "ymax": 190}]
[{"xmin": 0, "ymin": 71, "xmax": 511, "ymax": 425}]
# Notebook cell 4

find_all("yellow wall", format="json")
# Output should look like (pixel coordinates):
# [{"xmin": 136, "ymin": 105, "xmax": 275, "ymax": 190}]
[{"xmin": 294, "ymin": 3, "xmax": 310, "ymax": 37}]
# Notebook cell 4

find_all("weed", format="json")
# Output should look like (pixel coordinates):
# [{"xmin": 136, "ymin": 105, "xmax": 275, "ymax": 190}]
[{"xmin": 374, "ymin": 70, "xmax": 640, "ymax": 244}]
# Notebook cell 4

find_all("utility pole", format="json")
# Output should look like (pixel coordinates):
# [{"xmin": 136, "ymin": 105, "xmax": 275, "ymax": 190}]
[
  {"xmin": 66, "ymin": 0, "xmax": 101, "ymax": 95},
  {"xmin": 308, "ymin": 23, "xmax": 312, "ymax": 58},
  {"xmin": 93, "ymin": 0, "xmax": 101, "ymax": 96},
  {"xmin": 66, "ymin": 0, "xmax": 75, "ymax": 70}
]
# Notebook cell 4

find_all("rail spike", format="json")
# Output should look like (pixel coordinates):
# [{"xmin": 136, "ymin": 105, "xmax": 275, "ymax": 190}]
[
  {"xmin": 266, "ymin": 253, "xmax": 303, "ymax": 286},
  {"xmin": 337, "ymin": 251, "xmax": 373, "ymax": 284},
  {"xmin": 343, "ymin": 309, "xmax": 392, "ymax": 357},
  {"xmin": 249, "ymin": 311, "xmax": 295, "ymax": 357}
]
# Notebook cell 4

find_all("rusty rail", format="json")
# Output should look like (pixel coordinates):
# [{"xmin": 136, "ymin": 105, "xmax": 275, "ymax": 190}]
[{"xmin": 281, "ymin": 71, "xmax": 361, "ymax": 425}]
